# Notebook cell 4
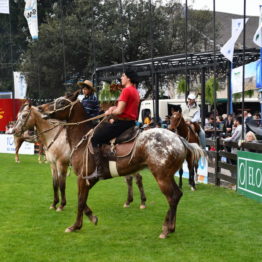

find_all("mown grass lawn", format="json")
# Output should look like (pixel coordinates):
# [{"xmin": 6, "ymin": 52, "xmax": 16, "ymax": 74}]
[{"xmin": 0, "ymin": 153, "xmax": 261, "ymax": 262}]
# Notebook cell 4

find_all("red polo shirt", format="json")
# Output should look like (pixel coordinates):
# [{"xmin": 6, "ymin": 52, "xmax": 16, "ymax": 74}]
[{"xmin": 117, "ymin": 85, "xmax": 140, "ymax": 120}]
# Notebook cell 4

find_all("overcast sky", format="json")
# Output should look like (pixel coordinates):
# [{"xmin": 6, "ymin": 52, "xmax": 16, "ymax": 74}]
[{"xmin": 188, "ymin": 0, "xmax": 261, "ymax": 16}]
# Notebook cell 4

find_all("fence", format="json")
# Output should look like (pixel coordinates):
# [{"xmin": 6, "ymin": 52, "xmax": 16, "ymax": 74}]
[{"xmin": 206, "ymin": 138, "xmax": 262, "ymax": 187}]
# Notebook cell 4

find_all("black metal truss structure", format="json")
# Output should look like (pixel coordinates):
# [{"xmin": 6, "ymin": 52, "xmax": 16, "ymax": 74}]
[{"xmin": 95, "ymin": 48, "xmax": 260, "ymax": 82}]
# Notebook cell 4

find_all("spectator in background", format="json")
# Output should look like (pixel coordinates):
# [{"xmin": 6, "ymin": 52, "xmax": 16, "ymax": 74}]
[
  {"xmin": 161, "ymin": 115, "xmax": 170, "ymax": 128},
  {"xmin": 245, "ymin": 131, "xmax": 257, "ymax": 143},
  {"xmin": 143, "ymin": 110, "xmax": 151, "ymax": 125},
  {"xmin": 243, "ymin": 110, "xmax": 252, "ymax": 133},
  {"xmin": 223, "ymin": 116, "xmax": 244, "ymax": 143},
  {"xmin": 223, "ymin": 114, "xmax": 234, "ymax": 135}
]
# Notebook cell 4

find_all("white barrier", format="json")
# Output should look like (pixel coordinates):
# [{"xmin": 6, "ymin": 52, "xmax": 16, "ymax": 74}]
[{"xmin": 0, "ymin": 134, "xmax": 34, "ymax": 155}]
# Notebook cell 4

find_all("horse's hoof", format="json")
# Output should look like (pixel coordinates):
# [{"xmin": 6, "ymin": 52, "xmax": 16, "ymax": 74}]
[
  {"xmin": 16, "ymin": 161, "xmax": 20, "ymax": 163},
  {"xmin": 65, "ymin": 227, "xmax": 73, "ymax": 233},
  {"xmin": 140, "ymin": 204, "xmax": 146, "ymax": 209},
  {"xmin": 191, "ymin": 187, "xmax": 196, "ymax": 191},
  {"xmin": 49, "ymin": 205, "xmax": 56, "ymax": 210},
  {"xmin": 159, "ymin": 233, "xmax": 167, "ymax": 239},
  {"xmin": 123, "ymin": 203, "xmax": 130, "ymax": 208},
  {"xmin": 91, "ymin": 216, "xmax": 98, "ymax": 225},
  {"xmin": 56, "ymin": 207, "xmax": 63, "ymax": 212}
]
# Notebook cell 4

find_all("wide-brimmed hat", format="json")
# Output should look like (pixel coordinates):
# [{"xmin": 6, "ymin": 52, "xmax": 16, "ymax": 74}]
[{"xmin": 77, "ymin": 80, "xmax": 94, "ymax": 91}]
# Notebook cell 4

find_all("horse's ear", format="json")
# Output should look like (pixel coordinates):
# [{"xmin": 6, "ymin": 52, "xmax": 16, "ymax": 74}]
[{"xmin": 66, "ymin": 89, "xmax": 82, "ymax": 101}]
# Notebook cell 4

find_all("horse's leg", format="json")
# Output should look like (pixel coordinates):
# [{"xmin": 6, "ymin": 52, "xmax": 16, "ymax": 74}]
[
  {"xmin": 38, "ymin": 144, "xmax": 44, "ymax": 163},
  {"xmin": 50, "ymin": 164, "xmax": 59, "ymax": 210},
  {"xmin": 83, "ymin": 204, "xmax": 98, "ymax": 225},
  {"xmin": 15, "ymin": 138, "xmax": 23, "ymax": 163},
  {"xmin": 134, "ymin": 173, "xmax": 147, "ymax": 209},
  {"xmin": 56, "ymin": 162, "xmax": 68, "ymax": 212},
  {"xmin": 65, "ymin": 176, "xmax": 98, "ymax": 232},
  {"xmin": 123, "ymin": 175, "xmax": 133, "ymax": 208},
  {"xmin": 188, "ymin": 167, "xmax": 196, "ymax": 191},
  {"xmin": 153, "ymin": 172, "xmax": 183, "ymax": 239},
  {"xmin": 178, "ymin": 168, "xmax": 183, "ymax": 189}
]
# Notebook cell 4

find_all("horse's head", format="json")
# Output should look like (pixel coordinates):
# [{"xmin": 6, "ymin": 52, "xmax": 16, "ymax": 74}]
[
  {"xmin": 38, "ymin": 89, "xmax": 81, "ymax": 121},
  {"xmin": 13, "ymin": 102, "xmax": 35, "ymax": 136},
  {"xmin": 169, "ymin": 111, "xmax": 183, "ymax": 131}
]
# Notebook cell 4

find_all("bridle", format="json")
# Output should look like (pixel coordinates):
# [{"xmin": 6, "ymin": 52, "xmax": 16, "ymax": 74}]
[
  {"xmin": 171, "ymin": 113, "xmax": 190, "ymax": 141},
  {"xmin": 48, "ymin": 97, "xmax": 79, "ymax": 118},
  {"xmin": 15, "ymin": 105, "xmax": 32, "ymax": 135}
]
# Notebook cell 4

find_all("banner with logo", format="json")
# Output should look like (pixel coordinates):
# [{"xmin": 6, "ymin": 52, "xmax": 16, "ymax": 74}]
[
  {"xmin": 13, "ymin": 72, "xmax": 27, "ymax": 99},
  {"xmin": 231, "ymin": 60, "xmax": 262, "ymax": 94},
  {"xmin": 0, "ymin": 0, "xmax": 9, "ymax": 14},
  {"xmin": 237, "ymin": 151, "xmax": 262, "ymax": 202},
  {"xmin": 24, "ymin": 0, "xmax": 38, "ymax": 40},
  {"xmin": 0, "ymin": 134, "xmax": 34, "ymax": 155}
]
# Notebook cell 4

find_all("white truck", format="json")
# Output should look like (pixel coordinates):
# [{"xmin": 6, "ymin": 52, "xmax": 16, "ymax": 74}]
[{"xmin": 138, "ymin": 99, "xmax": 187, "ymax": 123}]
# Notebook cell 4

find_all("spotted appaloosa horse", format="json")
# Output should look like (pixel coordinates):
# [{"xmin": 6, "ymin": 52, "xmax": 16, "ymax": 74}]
[
  {"xmin": 13, "ymin": 103, "xmax": 71, "ymax": 211},
  {"xmin": 170, "ymin": 111, "xmax": 201, "ymax": 190},
  {"xmin": 39, "ymin": 90, "xmax": 204, "ymax": 239}
]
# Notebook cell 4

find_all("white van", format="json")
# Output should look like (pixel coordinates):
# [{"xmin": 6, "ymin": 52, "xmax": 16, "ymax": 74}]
[{"xmin": 138, "ymin": 99, "xmax": 187, "ymax": 123}]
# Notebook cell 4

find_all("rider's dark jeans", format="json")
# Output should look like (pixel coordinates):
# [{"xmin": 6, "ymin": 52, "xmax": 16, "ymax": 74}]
[{"xmin": 91, "ymin": 120, "xmax": 135, "ymax": 147}]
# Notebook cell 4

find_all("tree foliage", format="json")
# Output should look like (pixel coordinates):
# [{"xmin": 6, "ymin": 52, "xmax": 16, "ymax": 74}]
[{"xmin": 0, "ymin": 0, "xmax": 216, "ymax": 99}]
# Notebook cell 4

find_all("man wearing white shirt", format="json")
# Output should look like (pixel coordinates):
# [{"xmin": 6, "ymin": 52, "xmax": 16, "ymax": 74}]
[{"xmin": 181, "ymin": 93, "xmax": 206, "ymax": 148}]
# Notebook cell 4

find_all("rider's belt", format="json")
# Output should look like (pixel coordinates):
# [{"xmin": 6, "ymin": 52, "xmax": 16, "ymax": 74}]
[{"xmin": 114, "ymin": 117, "xmax": 134, "ymax": 121}]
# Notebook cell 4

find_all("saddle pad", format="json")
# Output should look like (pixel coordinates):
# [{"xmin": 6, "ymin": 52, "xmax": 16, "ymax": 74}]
[{"xmin": 109, "ymin": 161, "xmax": 119, "ymax": 177}]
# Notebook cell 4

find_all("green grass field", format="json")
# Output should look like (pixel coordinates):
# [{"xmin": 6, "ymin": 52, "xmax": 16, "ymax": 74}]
[{"xmin": 0, "ymin": 153, "xmax": 262, "ymax": 262}]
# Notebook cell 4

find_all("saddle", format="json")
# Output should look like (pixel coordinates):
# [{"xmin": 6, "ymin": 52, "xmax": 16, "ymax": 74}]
[{"xmin": 90, "ymin": 126, "xmax": 141, "ymax": 161}]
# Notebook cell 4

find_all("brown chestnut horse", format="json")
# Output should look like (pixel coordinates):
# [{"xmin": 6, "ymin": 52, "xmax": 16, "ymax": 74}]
[
  {"xmin": 170, "ymin": 111, "xmax": 201, "ymax": 190},
  {"xmin": 13, "ymin": 103, "xmax": 71, "ymax": 211},
  {"xmin": 39, "ymin": 90, "xmax": 204, "ymax": 239}
]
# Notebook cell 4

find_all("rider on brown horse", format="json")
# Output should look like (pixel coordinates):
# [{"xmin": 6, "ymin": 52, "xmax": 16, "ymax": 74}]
[
  {"xmin": 181, "ymin": 93, "xmax": 206, "ymax": 149},
  {"xmin": 89, "ymin": 69, "xmax": 140, "ymax": 180}
]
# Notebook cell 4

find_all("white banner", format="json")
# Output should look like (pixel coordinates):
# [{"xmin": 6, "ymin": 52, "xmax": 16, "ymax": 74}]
[
  {"xmin": 221, "ymin": 18, "xmax": 249, "ymax": 62},
  {"xmin": 0, "ymin": 134, "xmax": 34, "ymax": 155},
  {"xmin": 13, "ymin": 72, "xmax": 27, "ymax": 99},
  {"xmin": 0, "ymin": 0, "xmax": 9, "ymax": 14},
  {"xmin": 253, "ymin": 5, "xmax": 262, "ymax": 47},
  {"xmin": 24, "ymin": 0, "xmax": 38, "ymax": 40}
]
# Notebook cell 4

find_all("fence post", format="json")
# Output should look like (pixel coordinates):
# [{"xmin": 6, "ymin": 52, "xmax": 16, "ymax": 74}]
[{"xmin": 215, "ymin": 137, "xmax": 220, "ymax": 186}]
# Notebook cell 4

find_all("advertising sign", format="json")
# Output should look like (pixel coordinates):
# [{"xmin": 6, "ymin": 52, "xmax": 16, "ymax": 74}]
[
  {"xmin": 237, "ymin": 151, "xmax": 262, "ymax": 202},
  {"xmin": 0, "ymin": 99, "xmax": 25, "ymax": 132},
  {"xmin": 231, "ymin": 60, "xmax": 260, "ymax": 94},
  {"xmin": 0, "ymin": 134, "xmax": 34, "ymax": 155},
  {"xmin": 175, "ymin": 157, "xmax": 208, "ymax": 184}
]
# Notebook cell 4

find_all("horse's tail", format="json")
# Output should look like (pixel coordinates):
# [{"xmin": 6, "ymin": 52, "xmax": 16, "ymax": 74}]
[{"xmin": 180, "ymin": 137, "xmax": 205, "ymax": 167}]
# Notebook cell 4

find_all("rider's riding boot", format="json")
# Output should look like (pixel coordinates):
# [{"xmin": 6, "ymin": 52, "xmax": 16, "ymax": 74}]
[{"xmin": 87, "ymin": 147, "xmax": 104, "ymax": 180}]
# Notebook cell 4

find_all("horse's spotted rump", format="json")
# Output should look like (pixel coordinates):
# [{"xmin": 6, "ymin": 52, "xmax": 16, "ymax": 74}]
[{"xmin": 136, "ymin": 128, "xmax": 185, "ymax": 166}]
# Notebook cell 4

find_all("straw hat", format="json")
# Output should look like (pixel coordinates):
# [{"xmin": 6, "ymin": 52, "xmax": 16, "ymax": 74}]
[{"xmin": 77, "ymin": 80, "xmax": 94, "ymax": 91}]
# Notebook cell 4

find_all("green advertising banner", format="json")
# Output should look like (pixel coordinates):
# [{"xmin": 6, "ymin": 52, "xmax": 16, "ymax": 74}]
[{"xmin": 237, "ymin": 151, "xmax": 262, "ymax": 202}]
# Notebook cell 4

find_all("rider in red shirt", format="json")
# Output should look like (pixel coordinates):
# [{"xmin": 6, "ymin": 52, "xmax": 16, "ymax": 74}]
[{"xmin": 90, "ymin": 69, "xmax": 140, "ymax": 179}]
